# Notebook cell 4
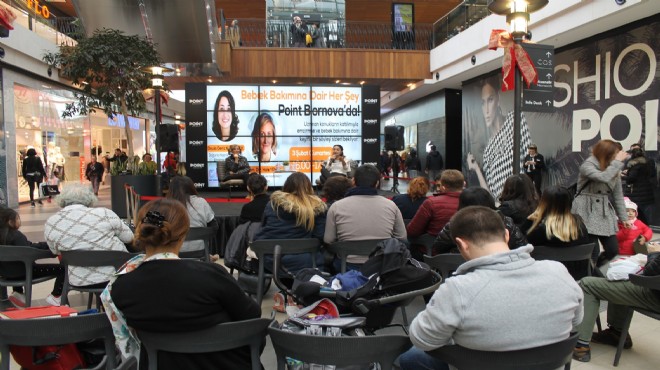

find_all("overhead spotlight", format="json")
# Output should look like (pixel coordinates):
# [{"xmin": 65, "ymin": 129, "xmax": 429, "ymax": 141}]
[
  {"xmin": 435, "ymin": 72, "xmax": 439, "ymax": 80},
  {"xmin": 615, "ymin": 0, "xmax": 626, "ymax": 4},
  {"xmin": 526, "ymin": 31, "xmax": 532, "ymax": 41},
  {"xmin": 470, "ymin": 55, "xmax": 476, "ymax": 65},
  {"xmin": 272, "ymin": 80, "xmax": 277, "ymax": 84},
  {"xmin": 47, "ymin": 66, "xmax": 52, "ymax": 77}
]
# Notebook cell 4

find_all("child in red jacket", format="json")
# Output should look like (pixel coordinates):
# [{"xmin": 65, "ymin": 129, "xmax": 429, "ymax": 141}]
[{"xmin": 616, "ymin": 198, "xmax": 653, "ymax": 255}]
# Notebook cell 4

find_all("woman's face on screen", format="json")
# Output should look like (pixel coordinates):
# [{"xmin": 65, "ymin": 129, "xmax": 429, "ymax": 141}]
[
  {"xmin": 260, "ymin": 119, "xmax": 275, "ymax": 154},
  {"xmin": 481, "ymin": 83, "xmax": 499, "ymax": 128},
  {"xmin": 217, "ymin": 96, "xmax": 232, "ymax": 128}
]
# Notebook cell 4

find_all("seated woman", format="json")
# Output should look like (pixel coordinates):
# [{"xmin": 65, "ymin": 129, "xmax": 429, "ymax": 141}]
[
  {"xmin": 239, "ymin": 173, "xmax": 270, "ymax": 224},
  {"xmin": 223, "ymin": 144, "xmax": 251, "ymax": 183},
  {"xmin": 432, "ymin": 187, "xmax": 527, "ymax": 255},
  {"xmin": 319, "ymin": 145, "xmax": 351, "ymax": 185},
  {"xmin": 322, "ymin": 175, "xmax": 353, "ymax": 209},
  {"xmin": 254, "ymin": 172, "xmax": 326, "ymax": 274},
  {"xmin": 167, "ymin": 176, "xmax": 219, "ymax": 259},
  {"xmin": 45, "ymin": 183, "xmax": 133, "ymax": 293},
  {"xmin": 522, "ymin": 186, "xmax": 591, "ymax": 279},
  {"xmin": 0, "ymin": 207, "xmax": 65, "ymax": 307},
  {"xmin": 497, "ymin": 174, "xmax": 539, "ymax": 226},
  {"xmin": 101, "ymin": 199, "xmax": 261, "ymax": 370},
  {"xmin": 392, "ymin": 176, "xmax": 429, "ymax": 221}
]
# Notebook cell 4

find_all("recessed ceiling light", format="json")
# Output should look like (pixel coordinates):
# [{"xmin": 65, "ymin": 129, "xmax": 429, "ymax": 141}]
[
  {"xmin": 335, "ymin": 80, "xmax": 341, "ymax": 84},
  {"xmin": 272, "ymin": 80, "xmax": 277, "ymax": 84}
]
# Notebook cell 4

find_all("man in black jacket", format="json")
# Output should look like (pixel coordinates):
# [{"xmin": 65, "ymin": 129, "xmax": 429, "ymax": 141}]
[
  {"xmin": 290, "ymin": 16, "xmax": 308, "ymax": 47},
  {"xmin": 573, "ymin": 242, "xmax": 660, "ymax": 362},
  {"xmin": 425, "ymin": 145, "xmax": 444, "ymax": 188}
]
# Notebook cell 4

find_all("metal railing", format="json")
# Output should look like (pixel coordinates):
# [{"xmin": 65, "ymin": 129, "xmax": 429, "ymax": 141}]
[
  {"xmin": 220, "ymin": 18, "xmax": 433, "ymax": 50},
  {"xmin": 432, "ymin": 0, "xmax": 491, "ymax": 48}
]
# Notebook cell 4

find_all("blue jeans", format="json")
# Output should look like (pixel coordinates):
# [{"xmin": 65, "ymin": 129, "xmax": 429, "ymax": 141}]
[{"xmin": 398, "ymin": 347, "xmax": 449, "ymax": 370}]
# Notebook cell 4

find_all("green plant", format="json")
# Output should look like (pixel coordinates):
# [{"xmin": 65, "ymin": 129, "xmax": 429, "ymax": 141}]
[{"xmin": 43, "ymin": 28, "xmax": 163, "ymax": 157}]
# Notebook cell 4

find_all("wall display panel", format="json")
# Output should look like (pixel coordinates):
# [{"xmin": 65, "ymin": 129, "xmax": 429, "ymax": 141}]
[{"xmin": 186, "ymin": 83, "xmax": 380, "ymax": 189}]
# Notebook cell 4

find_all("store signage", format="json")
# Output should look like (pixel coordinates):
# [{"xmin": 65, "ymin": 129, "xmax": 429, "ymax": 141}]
[
  {"xmin": 28, "ymin": 0, "xmax": 51, "ymax": 19},
  {"xmin": 522, "ymin": 43, "xmax": 555, "ymax": 113}
]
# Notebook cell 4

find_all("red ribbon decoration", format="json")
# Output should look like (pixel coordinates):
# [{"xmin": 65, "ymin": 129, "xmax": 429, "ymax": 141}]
[
  {"xmin": 145, "ymin": 90, "xmax": 169, "ymax": 121},
  {"xmin": 488, "ymin": 29, "xmax": 538, "ymax": 92},
  {"xmin": 0, "ymin": 6, "xmax": 17, "ymax": 30}
]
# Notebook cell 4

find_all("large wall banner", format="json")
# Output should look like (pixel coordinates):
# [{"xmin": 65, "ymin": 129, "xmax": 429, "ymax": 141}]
[
  {"xmin": 463, "ymin": 18, "xmax": 659, "ymax": 208},
  {"xmin": 185, "ymin": 84, "xmax": 379, "ymax": 189}
]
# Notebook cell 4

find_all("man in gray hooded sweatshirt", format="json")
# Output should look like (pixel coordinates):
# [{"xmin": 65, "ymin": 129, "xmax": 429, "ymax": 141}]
[{"xmin": 399, "ymin": 206, "xmax": 583, "ymax": 370}]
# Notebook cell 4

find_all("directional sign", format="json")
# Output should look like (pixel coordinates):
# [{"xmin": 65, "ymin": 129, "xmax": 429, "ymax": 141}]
[{"xmin": 522, "ymin": 43, "xmax": 555, "ymax": 113}]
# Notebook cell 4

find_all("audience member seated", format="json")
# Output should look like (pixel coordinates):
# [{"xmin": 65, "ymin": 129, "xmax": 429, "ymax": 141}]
[
  {"xmin": 432, "ymin": 187, "xmax": 527, "ymax": 256},
  {"xmin": 522, "ymin": 186, "xmax": 591, "ymax": 279},
  {"xmin": 223, "ymin": 144, "xmax": 251, "ymax": 183},
  {"xmin": 615, "ymin": 197, "xmax": 652, "ymax": 256},
  {"xmin": 392, "ymin": 177, "xmax": 429, "ymax": 220},
  {"xmin": 324, "ymin": 164, "xmax": 407, "ymax": 266},
  {"xmin": 45, "ymin": 183, "xmax": 132, "ymax": 295},
  {"xmin": 239, "ymin": 173, "xmax": 270, "ymax": 224},
  {"xmin": 322, "ymin": 175, "xmax": 352, "ymax": 209},
  {"xmin": 406, "ymin": 170, "xmax": 464, "ymax": 239},
  {"xmin": 254, "ymin": 172, "xmax": 326, "ymax": 274},
  {"xmin": 573, "ymin": 242, "xmax": 660, "ymax": 362},
  {"xmin": 101, "ymin": 199, "xmax": 261, "ymax": 370},
  {"xmin": 0, "ymin": 207, "xmax": 64, "ymax": 307},
  {"xmin": 497, "ymin": 174, "xmax": 539, "ymax": 227},
  {"xmin": 167, "ymin": 176, "xmax": 219, "ymax": 258},
  {"xmin": 398, "ymin": 206, "xmax": 583, "ymax": 370}
]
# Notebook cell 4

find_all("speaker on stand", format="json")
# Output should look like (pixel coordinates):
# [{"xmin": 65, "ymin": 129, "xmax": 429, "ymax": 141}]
[
  {"xmin": 384, "ymin": 125, "xmax": 405, "ymax": 193},
  {"xmin": 158, "ymin": 124, "xmax": 179, "ymax": 153}
]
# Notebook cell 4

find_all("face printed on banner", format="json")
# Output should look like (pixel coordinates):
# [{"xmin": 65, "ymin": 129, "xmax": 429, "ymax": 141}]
[
  {"xmin": 260, "ymin": 119, "xmax": 275, "ymax": 155},
  {"xmin": 481, "ymin": 83, "xmax": 499, "ymax": 128},
  {"xmin": 217, "ymin": 96, "xmax": 232, "ymax": 129}
]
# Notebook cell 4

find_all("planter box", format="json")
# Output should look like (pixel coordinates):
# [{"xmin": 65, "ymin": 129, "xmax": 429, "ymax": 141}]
[{"xmin": 110, "ymin": 175, "xmax": 161, "ymax": 218}]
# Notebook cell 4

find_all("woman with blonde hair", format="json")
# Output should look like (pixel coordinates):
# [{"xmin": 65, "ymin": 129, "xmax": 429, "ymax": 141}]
[
  {"xmin": 254, "ymin": 172, "xmax": 326, "ymax": 273},
  {"xmin": 572, "ymin": 139, "xmax": 630, "ymax": 265},
  {"xmin": 392, "ymin": 176, "xmax": 429, "ymax": 220}
]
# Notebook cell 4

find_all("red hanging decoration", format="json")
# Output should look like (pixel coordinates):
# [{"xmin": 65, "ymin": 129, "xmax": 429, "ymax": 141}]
[{"xmin": 488, "ymin": 29, "xmax": 538, "ymax": 92}]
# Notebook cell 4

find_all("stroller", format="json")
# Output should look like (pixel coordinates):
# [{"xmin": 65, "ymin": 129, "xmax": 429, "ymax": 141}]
[{"xmin": 272, "ymin": 239, "xmax": 442, "ymax": 332}]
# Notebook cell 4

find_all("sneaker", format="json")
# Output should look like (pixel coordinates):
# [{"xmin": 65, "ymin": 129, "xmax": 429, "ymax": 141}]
[
  {"xmin": 45, "ymin": 294, "xmax": 61, "ymax": 307},
  {"xmin": 592, "ymin": 328, "xmax": 633, "ymax": 349},
  {"xmin": 37, "ymin": 200, "xmax": 43, "ymax": 205},
  {"xmin": 573, "ymin": 346, "xmax": 591, "ymax": 362},
  {"xmin": 9, "ymin": 292, "xmax": 26, "ymax": 308},
  {"xmin": 30, "ymin": 202, "xmax": 35, "ymax": 207}
]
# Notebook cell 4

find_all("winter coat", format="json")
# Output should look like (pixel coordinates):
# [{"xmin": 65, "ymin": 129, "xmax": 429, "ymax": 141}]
[
  {"xmin": 498, "ymin": 200, "xmax": 534, "ymax": 227},
  {"xmin": 406, "ymin": 192, "xmax": 460, "ymax": 238},
  {"xmin": 254, "ymin": 191, "xmax": 327, "ymax": 241},
  {"xmin": 22, "ymin": 155, "xmax": 46, "ymax": 181},
  {"xmin": 623, "ymin": 156, "xmax": 655, "ymax": 205},
  {"xmin": 571, "ymin": 156, "xmax": 627, "ymax": 236},
  {"xmin": 425, "ymin": 150, "xmax": 444, "ymax": 171},
  {"xmin": 616, "ymin": 219, "xmax": 653, "ymax": 255}
]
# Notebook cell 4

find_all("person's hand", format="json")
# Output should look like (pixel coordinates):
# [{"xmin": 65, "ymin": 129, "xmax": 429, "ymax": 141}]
[
  {"xmin": 467, "ymin": 153, "xmax": 478, "ymax": 171},
  {"xmin": 639, "ymin": 236, "xmax": 647, "ymax": 244},
  {"xmin": 647, "ymin": 242, "xmax": 660, "ymax": 253},
  {"xmin": 622, "ymin": 220, "xmax": 634, "ymax": 229},
  {"xmin": 615, "ymin": 150, "xmax": 629, "ymax": 162}
]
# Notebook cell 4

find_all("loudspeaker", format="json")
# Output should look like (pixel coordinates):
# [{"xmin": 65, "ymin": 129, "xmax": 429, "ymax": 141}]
[
  {"xmin": 384, "ymin": 125, "xmax": 405, "ymax": 151},
  {"xmin": 158, "ymin": 124, "xmax": 179, "ymax": 152}
]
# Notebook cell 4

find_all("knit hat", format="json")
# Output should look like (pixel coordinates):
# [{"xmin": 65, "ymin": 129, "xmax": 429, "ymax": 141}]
[{"xmin": 624, "ymin": 197, "xmax": 637, "ymax": 212}]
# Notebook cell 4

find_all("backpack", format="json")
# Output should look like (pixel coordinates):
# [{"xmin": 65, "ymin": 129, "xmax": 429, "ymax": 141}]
[
  {"xmin": 305, "ymin": 33, "xmax": 312, "ymax": 46},
  {"xmin": 10, "ymin": 344, "xmax": 86, "ymax": 370},
  {"xmin": 224, "ymin": 221, "xmax": 261, "ymax": 273}
]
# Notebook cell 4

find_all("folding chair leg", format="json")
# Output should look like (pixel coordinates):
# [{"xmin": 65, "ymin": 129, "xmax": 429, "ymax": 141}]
[
  {"xmin": 87, "ymin": 293, "xmax": 94, "ymax": 309},
  {"xmin": 400, "ymin": 306, "xmax": 409, "ymax": 326},
  {"xmin": 613, "ymin": 308, "xmax": 635, "ymax": 366},
  {"xmin": 596, "ymin": 314, "xmax": 602, "ymax": 333},
  {"xmin": 0, "ymin": 286, "xmax": 7, "ymax": 300}
]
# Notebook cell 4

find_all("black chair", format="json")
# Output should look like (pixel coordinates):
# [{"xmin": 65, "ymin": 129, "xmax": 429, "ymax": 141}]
[
  {"xmin": 137, "ymin": 317, "xmax": 273, "ymax": 370},
  {"xmin": 423, "ymin": 253, "xmax": 465, "ymax": 281},
  {"xmin": 216, "ymin": 161, "xmax": 245, "ymax": 199},
  {"xmin": 268, "ymin": 321, "xmax": 411, "ymax": 370},
  {"xmin": 0, "ymin": 246, "xmax": 59, "ymax": 308},
  {"xmin": 531, "ymin": 243, "xmax": 594, "ymax": 277},
  {"xmin": 249, "ymin": 238, "xmax": 321, "ymax": 305},
  {"xmin": 426, "ymin": 332, "xmax": 579, "ymax": 370},
  {"xmin": 613, "ymin": 274, "xmax": 660, "ymax": 366},
  {"xmin": 0, "ymin": 313, "xmax": 117, "ymax": 370},
  {"xmin": 408, "ymin": 234, "xmax": 436, "ymax": 256},
  {"xmin": 115, "ymin": 355, "xmax": 138, "ymax": 370},
  {"xmin": 179, "ymin": 226, "xmax": 216, "ymax": 262},
  {"xmin": 60, "ymin": 250, "xmax": 136, "ymax": 308},
  {"xmin": 326, "ymin": 239, "xmax": 387, "ymax": 273}
]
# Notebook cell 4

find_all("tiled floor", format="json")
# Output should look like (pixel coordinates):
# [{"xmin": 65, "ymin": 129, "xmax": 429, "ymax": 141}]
[{"xmin": 5, "ymin": 181, "xmax": 660, "ymax": 369}]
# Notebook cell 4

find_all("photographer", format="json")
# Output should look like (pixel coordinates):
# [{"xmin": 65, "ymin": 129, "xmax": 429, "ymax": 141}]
[
  {"xmin": 290, "ymin": 16, "xmax": 308, "ymax": 47},
  {"xmin": 622, "ymin": 144, "xmax": 656, "ymax": 225},
  {"xmin": 223, "ymin": 144, "xmax": 250, "ymax": 182}
]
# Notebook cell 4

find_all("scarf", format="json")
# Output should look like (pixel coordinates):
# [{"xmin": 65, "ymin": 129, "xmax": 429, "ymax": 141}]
[{"xmin": 345, "ymin": 186, "xmax": 378, "ymax": 197}]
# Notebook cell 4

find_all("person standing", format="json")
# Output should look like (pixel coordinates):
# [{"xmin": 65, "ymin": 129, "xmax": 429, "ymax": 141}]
[
  {"xmin": 290, "ymin": 16, "xmax": 308, "ymax": 47},
  {"xmin": 622, "ymin": 145, "xmax": 655, "ymax": 225},
  {"xmin": 571, "ymin": 139, "xmax": 630, "ymax": 266},
  {"xmin": 85, "ymin": 155, "xmax": 105, "ymax": 196},
  {"xmin": 311, "ymin": 22, "xmax": 326, "ymax": 48},
  {"xmin": 22, "ymin": 148, "xmax": 47, "ymax": 207},
  {"xmin": 523, "ymin": 144, "xmax": 545, "ymax": 195},
  {"xmin": 106, "ymin": 148, "xmax": 128, "ymax": 175},
  {"xmin": 425, "ymin": 145, "xmax": 444, "ymax": 186},
  {"xmin": 405, "ymin": 149, "xmax": 422, "ymax": 179}
]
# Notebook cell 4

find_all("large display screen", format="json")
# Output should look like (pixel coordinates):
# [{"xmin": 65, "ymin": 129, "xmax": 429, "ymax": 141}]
[{"xmin": 185, "ymin": 84, "xmax": 380, "ymax": 189}]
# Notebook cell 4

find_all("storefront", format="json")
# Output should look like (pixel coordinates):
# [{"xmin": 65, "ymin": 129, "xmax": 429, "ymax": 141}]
[{"xmin": 1, "ymin": 69, "xmax": 147, "ymax": 207}]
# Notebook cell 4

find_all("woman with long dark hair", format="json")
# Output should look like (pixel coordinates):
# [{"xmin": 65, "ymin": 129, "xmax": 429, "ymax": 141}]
[
  {"xmin": 572, "ymin": 139, "xmax": 630, "ymax": 265},
  {"xmin": 212, "ymin": 90, "xmax": 240, "ymax": 141},
  {"xmin": 101, "ymin": 199, "xmax": 261, "ymax": 369},
  {"xmin": 22, "ymin": 148, "xmax": 47, "ymax": 207},
  {"xmin": 498, "ymin": 174, "xmax": 539, "ymax": 227}
]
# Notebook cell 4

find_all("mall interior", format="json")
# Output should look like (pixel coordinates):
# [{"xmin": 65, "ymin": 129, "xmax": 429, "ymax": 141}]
[{"xmin": 0, "ymin": 0, "xmax": 659, "ymax": 369}]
